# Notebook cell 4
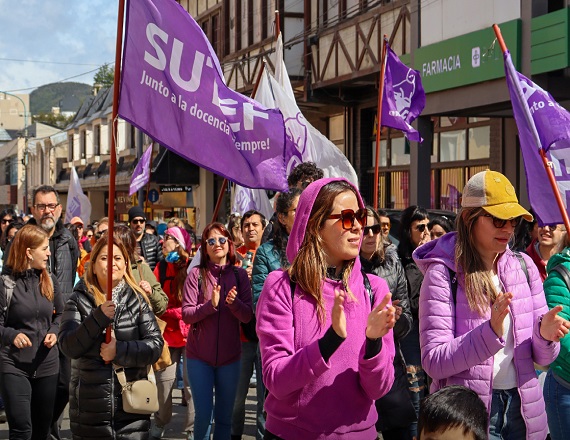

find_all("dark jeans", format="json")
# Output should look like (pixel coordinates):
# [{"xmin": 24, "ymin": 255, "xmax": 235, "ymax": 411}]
[
  {"xmin": 489, "ymin": 388, "xmax": 527, "ymax": 440},
  {"xmin": 1, "ymin": 373, "xmax": 58, "ymax": 440},
  {"xmin": 50, "ymin": 351, "xmax": 71, "ymax": 440}
]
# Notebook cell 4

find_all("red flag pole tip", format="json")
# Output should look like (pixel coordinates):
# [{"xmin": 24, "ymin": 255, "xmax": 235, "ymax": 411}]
[{"xmin": 492, "ymin": 24, "xmax": 508, "ymax": 54}]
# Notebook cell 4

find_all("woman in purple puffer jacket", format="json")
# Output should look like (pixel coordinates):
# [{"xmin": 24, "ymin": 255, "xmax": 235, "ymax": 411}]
[{"xmin": 414, "ymin": 170, "xmax": 569, "ymax": 440}]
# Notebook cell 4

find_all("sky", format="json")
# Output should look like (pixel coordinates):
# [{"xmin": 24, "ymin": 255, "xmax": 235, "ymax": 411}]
[{"xmin": 0, "ymin": 0, "xmax": 118, "ymax": 94}]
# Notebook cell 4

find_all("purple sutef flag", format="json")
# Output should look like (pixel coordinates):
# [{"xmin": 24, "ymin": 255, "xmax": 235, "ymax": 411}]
[
  {"xmin": 119, "ymin": 0, "xmax": 289, "ymax": 191},
  {"xmin": 447, "ymin": 184, "xmax": 460, "ymax": 210},
  {"xmin": 503, "ymin": 51, "xmax": 570, "ymax": 225},
  {"xmin": 129, "ymin": 144, "xmax": 153, "ymax": 195},
  {"xmin": 381, "ymin": 44, "xmax": 426, "ymax": 142}
]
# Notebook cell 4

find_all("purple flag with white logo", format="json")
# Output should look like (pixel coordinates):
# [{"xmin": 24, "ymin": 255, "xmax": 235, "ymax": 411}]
[
  {"xmin": 119, "ymin": 0, "xmax": 289, "ymax": 191},
  {"xmin": 382, "ymin": 44, "xmax": 426, "ymax": 142},
  {"xmin": 503, "ymin": 51, "xmax": 570, "ymax": 225},
  {"xmin": 129, "ymin": 144, "xmax": 153, "ymax": 196}
]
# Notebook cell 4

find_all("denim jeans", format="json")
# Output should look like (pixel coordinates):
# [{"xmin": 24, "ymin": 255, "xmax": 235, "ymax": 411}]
[
  {"xmin": 187, "ymin": 358, "xmax": 241, "ymax": 440},
  {"xmin": 544, "ymin": 370, "xmax": 570, "ymax": 440},
  {"xmin": 489, "ymin": 388, "xmax": 527, "ymax": 439},
  {"xmin": 231, "ymin": 341, "xmax": 265, "ymax": 439}
]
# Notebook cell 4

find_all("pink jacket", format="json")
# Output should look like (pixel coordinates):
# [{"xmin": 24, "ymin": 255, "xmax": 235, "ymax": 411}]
[
  {"xmin": 257, "ymin": 178, "xmax": 395, "ymax": 439},
  {"xmin": 413, "ymin": 233, "xmax": 559, "ymax": 440}
]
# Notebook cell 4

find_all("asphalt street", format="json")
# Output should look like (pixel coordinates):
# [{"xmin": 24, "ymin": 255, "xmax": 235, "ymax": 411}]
[{"xmin": 0, "ymin": 387, "xmax": 259, "ymax": 439}]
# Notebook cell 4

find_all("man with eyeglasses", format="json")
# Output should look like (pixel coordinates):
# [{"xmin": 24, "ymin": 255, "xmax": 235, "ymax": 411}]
[
  {"xmin": 377, "ymin": 209, "xmax": 392, "ymax": 242},
  {"xmin": 27, "ymin": 185, "xmax": 79, "ymax": 440},
  {"xmin": 128, "ymin": 206, "xmax": 162, "ymax": 271},
  {"xmin": 526, "ymin": 223, "xmax": 567, "ymax": 282}
]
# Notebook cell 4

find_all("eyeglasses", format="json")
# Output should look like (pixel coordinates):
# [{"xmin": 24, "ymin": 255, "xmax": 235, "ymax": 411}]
[
  {"xmin": 539, "ymin": 224, "xmax": 565, "ymax": 231},
  {"xmin": 363, "ymin": 224, "xmax": 381, "ymax": 235},
  {"xmin": 131, "ymin": 219, "xmax": 145, "ymax": 225},
  {"xmin": 86, "ymin": 233, "xmax": 94, "ymax": 238},
  {"xmin": 95, "ymin": 229, "xmax": 108, "ymax": 239},
  {"xmin": 328, "ymin": 208, "xmax": 367, "ymax": 230},
  {"xmin": 34, "ymin": 203, "xmax": 59, "ymax": 211},
  {"xmin": 483, "ymin": 214, "xmax": 520, "ymax": 229},
  {"xmin": 206, "ymin": 237, "xmax": 228, "ymax": 247},
  {"xmin": 414, "ymin": 223, "xmax": 429, "ymax": 233},
  {"xmin": 1, "ymin": 218, "xmax": 11, "ymax": 225},
  {"xmin": 164, "ymin": 235, "xmax": 175, "ymax": 241}
]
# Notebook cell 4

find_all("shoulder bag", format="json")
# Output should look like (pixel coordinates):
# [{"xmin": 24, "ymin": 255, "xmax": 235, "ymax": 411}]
[{"xmin": 114, "ymin": 364, "xmax": 159, "ymax": 415}]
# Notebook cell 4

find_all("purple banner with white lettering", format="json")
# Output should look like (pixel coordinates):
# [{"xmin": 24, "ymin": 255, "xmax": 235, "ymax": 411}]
[
  {"xmin": 119, "ymin": 0, "xmax": 289, "ymax": 191},
  {"xmin": 504, "ymin": 51, "xmax": 570, "ymax": 225},
  {"xmin": 382, "ymin": 43, "xmax": 425, "ymax": 142}
]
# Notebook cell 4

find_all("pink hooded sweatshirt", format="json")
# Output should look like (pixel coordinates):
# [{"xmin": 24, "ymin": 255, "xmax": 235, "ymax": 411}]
[{"xmin": 256, "ymin": 177, "xmax": 395, "ymax": 439}]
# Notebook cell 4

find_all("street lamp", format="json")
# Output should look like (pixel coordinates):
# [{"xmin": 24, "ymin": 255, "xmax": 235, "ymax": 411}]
[{"xmin": 1, "ymin": 92, "xmax": 29, "ymax": 213}]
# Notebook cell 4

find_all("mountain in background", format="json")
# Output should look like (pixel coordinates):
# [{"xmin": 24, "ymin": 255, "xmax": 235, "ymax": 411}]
[{"xmin": 30, "ymin": 82, "xmax": 93, "ymax": 115}]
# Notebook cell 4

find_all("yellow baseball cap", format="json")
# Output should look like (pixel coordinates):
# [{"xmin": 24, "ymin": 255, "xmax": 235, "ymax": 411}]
[{"xmin": 461, "ymin": 170, "xmax": 533, "ymax": 221}]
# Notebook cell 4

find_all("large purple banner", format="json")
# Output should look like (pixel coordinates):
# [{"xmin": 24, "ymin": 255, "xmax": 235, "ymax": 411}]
[
  {"xmin": 119, "ymin": 0, "xmax": 289, "ymax": 191},
  {"xmin": 504, "ymin": 51, "xmax": 570, "ymax": 225}
]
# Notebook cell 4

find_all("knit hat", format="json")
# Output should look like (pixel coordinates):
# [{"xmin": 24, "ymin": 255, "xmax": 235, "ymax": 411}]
[
  {"xmin": 165, "ymin": 226, "xmax": 192, "ymax": 251},
  {"xmin": 70, "ymin": 216, "xmax": 84, "ymax": 226},
  {"xmin": 461, "ymin": 170, "xmax": 533, "ymax": 221},
  {"xmin": 128, "ymin": 206, "xmax": 146, "ymax": 222}
]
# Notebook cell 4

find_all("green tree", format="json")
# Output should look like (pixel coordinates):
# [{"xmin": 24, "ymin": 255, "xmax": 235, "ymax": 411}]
[
  {"xmin": 35, "ymin": 112, "xmax": 73, "ymax": 129},
  {"xmin": 93, "ymin": 64, "xmax": 115, "ymax": 87}
]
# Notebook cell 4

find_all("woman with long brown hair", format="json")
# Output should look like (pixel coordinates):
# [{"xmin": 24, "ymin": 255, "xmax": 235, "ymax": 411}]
[
  {"xmin": 59, "ymin": 234, "xmax": 163, "ymax": 439},
  {"xmin": 183, "ymin": 222, "xmax": 252, "ymax": 440},
  {"xmin": 256, "ymin": 178, "xmax": 396, "ymax": 439},
  {"xmin": 0, "ymin": 224, "xmax": 63, "ymax": 440},
  {"xmin": 415, "ymin": 170, "xmax": 569, "ymax": 439}
]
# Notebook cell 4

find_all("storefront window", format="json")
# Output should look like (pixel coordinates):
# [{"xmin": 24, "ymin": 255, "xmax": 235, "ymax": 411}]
[
  {"xmin": 468, "ymin": 126, "xmax": 490, "ymax": 159},
  {"xmin": 440, "ymin": 129, "xmax": 466, "ymax": 162},
  {"xmin": 391, "ymin": 137, "xmax": 410, "ymax": 166},
  {"xmin": 371, "ymin": 140, "xmax": 388, "ymax": 167},
  {"xmin": 390, "ymin": 170, "xmax": 409, "ymax": 209}
]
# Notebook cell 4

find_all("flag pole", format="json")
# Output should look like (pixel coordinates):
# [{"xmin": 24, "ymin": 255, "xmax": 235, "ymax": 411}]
[
  {"xmin": 493, "ymin": 24, "xmax": 570, "ymax": 232},
  {"xmin": 373, "ymin": 36, "xmax": 388, "ymax": 210},
  {"xmin": 106, "ymin": 0, "xmax": 126, "ymax": 344},
  {"xmin": 144, "ymin": 142, "xmax": 155, "ymax": 214},
  {"xmin": 211, "ymin": 12, "xmax": 279, "ymax": 223}
]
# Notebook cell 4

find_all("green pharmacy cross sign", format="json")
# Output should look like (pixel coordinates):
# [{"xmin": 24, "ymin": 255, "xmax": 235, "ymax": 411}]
[{"xmin": 413, "ymin": 19, "xmax": 521, "ymax": 93}]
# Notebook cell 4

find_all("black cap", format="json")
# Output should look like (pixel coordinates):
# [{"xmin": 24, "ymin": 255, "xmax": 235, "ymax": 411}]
[{"xmin": 128, "ymin": 206, "xmax": 146, "ymax": 222}]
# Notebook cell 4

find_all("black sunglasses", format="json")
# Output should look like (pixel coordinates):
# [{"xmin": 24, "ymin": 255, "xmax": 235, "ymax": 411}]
[
  {"xmin": 414, "ymin": 223, "xmax": 429, "ymax": 233},
  {"xmin": 328, "ymin": 208, "xmax": 367, "ymax": 230},
  {"xmin": 131, "ymin": 218, "xmax": 145, "ymax": 225},
  {"xmin": 363, "ymin": 224, "xmax": 382, "ymax": 235},
  {"xmin": 483, "ymin": 214, "xmax": 520, "ymax": 229}
]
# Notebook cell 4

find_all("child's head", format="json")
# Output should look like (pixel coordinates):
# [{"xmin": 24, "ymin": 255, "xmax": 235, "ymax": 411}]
[{"xmin": 418, "ymin": 385, "xmax": 488, "ymax": 440}]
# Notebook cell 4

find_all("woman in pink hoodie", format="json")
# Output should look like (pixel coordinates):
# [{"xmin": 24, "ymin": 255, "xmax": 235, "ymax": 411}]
[{"xmin": 257, "ymin": 178, "xmax": 396, "ymax": 439}]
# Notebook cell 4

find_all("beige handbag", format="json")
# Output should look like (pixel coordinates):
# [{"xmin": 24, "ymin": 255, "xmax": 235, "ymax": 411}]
[{"xmin": 114, "ymin": 365, "xmax": 159, "ymax": 415}]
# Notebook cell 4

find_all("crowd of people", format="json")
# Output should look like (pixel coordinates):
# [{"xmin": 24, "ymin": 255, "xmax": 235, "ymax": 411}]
[{"xmin": 1, "ymin": 164, "xmax": 570, "ymax": 440}]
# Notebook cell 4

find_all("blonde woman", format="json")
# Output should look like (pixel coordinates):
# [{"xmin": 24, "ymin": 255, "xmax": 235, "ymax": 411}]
[
  {"xmin": 59, "ymin": 234, "xmax": 163, "ymax": 439},
  {"xmin": 415, "ymin": 170, "xmax": 569, "ymax": 440}
]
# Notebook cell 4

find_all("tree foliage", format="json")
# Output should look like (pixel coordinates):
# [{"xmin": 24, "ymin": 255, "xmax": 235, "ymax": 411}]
[
  {"xmin": 94, "ymin": 64, "xmax": 115, "ymax": 87},
  {"xmin": 34, "ymin": 112, "xmax": 74, "ymax": 129}
]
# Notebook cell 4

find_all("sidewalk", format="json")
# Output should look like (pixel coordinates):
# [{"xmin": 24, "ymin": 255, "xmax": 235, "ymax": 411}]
[{"xmin": 0, "ymin": 388, "xmax": 259, "ymax": 439}]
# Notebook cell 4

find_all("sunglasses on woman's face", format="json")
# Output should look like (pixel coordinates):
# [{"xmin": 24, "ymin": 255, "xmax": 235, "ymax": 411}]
[
  {"xmin": 414, "ymin": 223, "xmax": 429, "ymax": 233},
  {"xmin": 483, "ymin": 214, "xmax": 520, "ymax": 229},
  {"xmin": 206, "ymin": 237, "xmax": 228, "ymax": 247},
  {"xmin": 363, "ymin": 224, "xmax": 381, "ymax": 235},
  {"xmin": 328, "ymin": 208, "xmax": 367, "ymax": 230}
]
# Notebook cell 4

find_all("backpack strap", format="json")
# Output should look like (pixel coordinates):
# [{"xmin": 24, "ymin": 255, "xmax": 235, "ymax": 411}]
[
  {"xmin": 231, "ymin": 266, "xmax": 241, "ymax": 292},
  {"xmin": 158, "ymin": 259, "xmax": 174, "ymax": 284},
  {"xmin": 552, "ymin": 264, "xmax": 570, "ymax": 292},
  {"xmin": 513, "ymin": 251, "xmax": 529, "ymax": 285},
  {"xmin": 448, "ymin": 268, "xmax": 458, "ymax": 305}
]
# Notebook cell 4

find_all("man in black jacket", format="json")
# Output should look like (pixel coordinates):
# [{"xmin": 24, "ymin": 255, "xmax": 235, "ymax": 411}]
[
  {"xmin": 128, "ymin": 206, "xmax": 162, "ymax": 270},
  {"xmin": 28, "ymin": 185, "xmax": 79, "ymax": 440}
]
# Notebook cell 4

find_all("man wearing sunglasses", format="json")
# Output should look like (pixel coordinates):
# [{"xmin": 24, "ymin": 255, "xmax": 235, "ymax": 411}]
[
  {"xmin": 128, "ymin": 206, "xmax": 162, "ymax": 271},
  {"xmin": 526, "ymin": 223, "xmax": 567, "ymax": 282},
  {"xmin": 28, "ymin": 185, "xmax": 79, "ymax": 440}
]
